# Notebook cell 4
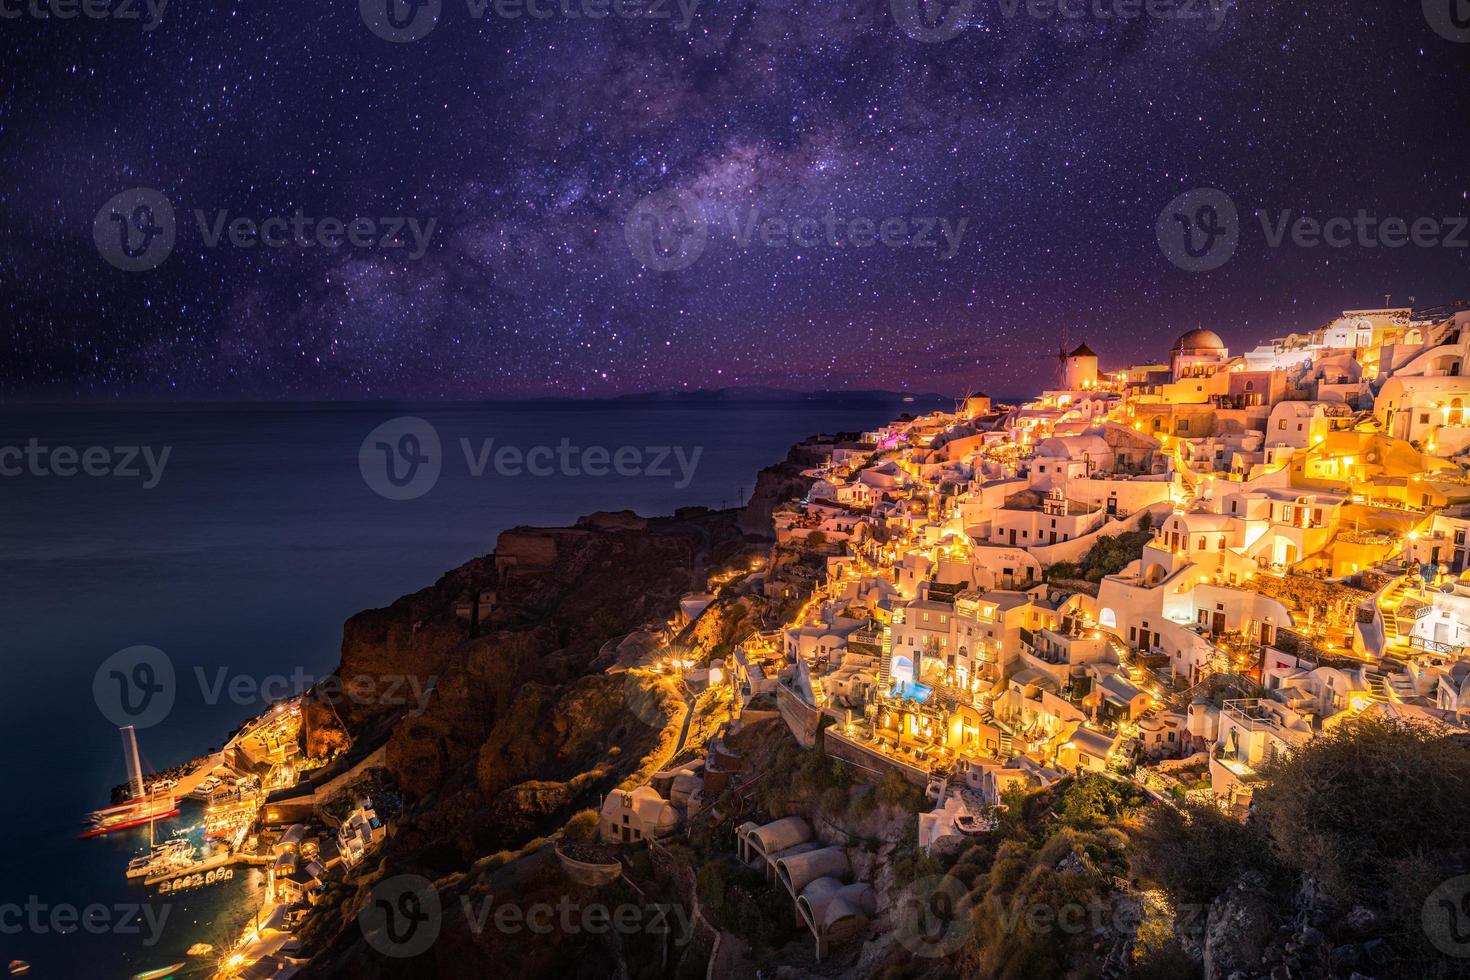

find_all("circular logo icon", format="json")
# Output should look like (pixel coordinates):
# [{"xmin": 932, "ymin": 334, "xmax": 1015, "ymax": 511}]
[
  {"xmin": 93, "ymin": 645, "xmax": 176, "ymax": 729},
  {"xmin": 1424, "ymin": 0, "xmax": 1470, "ymax": 43},
  {"xmin": 361, "ymin": 0, "xmax": 442, "ymax": 43},
  {"xmin": 625, "ymin": 190, "xmax": 708, "ymax": 272},
  {"xmin": 1156, "ymin": 188, "xmax": 1239, "ymax": 273},
  {"xmin": 1424, "ymin": 874, "xmax": 1470, "ymax": 958},
  {"xmin": 891, "ymin": 0, "xmax": 974, "ymax": 43},
  {"xmin": 894, "ymin": 874, "xmax": 973, "ymax": 958},
  {"xmin": 359, "ymin": 874, "xmax": 442, "ymax": 958},
  {"xmin": 360, "ymin": 417, "xmax": 442, "ymax": 501},
  {"xmin": 93, "ymin": 188, "xmax": 176, "ymax": 272}
]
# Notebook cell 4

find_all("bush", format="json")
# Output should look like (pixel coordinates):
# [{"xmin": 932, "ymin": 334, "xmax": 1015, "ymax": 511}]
[
  {"xmin": 1055, "ymin": 775, "xmax": 1147, "ymax": 830},
  {"xmin": 876, "ymin": 768, "xmax": 920, "ymax": 808},
  {"xmin": 1044, "ymin": 561, "xmax": 1081, "ymax": 583},
  {"xmin": 1132, "ymin": 799, "xmax": 1260, "ymax": 909},
  {"xmin": 1253, "ymin": 718, "xmax": 1470, "ymax": 916},
  {"xmin": 562, "ymin": 808, "xmax": 600, "ymax": 844}
]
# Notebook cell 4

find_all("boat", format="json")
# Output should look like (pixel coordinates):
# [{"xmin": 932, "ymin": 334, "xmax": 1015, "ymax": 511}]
[
  {"xmin": 132, "ymin": 964, "xmax": 185, "ymax": 980},
  {"xmin": 126, "ymin": 837, "xmax": 195, "ymax": 879},
  {"xmin": 81, "ymin": 726, "xmax": 180, "ymax": 839},
  {"xmin": 81, "ymin": 793, "xmax": 179, "ymax": 839}
]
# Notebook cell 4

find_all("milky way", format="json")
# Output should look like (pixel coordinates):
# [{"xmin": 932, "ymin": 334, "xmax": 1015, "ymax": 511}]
[{"xmin": 1, "ymin": 1, "xmax": 1466, "ymax": 399}]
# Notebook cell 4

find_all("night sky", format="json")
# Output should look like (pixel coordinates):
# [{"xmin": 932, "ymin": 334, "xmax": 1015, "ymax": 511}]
[{"xmin": 2, "ymin": 1, "xmax": 1466, "ymax": 400}]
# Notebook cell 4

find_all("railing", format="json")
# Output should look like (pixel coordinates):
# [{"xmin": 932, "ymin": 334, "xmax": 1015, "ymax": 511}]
[
  {"xmin": 1222, "ymin": 698, "xmax": 1281, "ymax": 732},
  {"xmin": 1410, "ymin": 635, "xmax": 1463, "ymax": 657}
]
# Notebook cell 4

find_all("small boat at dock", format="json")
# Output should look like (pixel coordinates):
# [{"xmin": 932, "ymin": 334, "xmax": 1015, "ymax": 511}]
[{"xmin": 127, "ymin": 837, "xmax": 196, "ymax": 879}]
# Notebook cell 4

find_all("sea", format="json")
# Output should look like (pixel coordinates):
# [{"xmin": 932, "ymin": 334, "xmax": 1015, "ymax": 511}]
[{"xmin": 0, "ymin": 398, "xmax": 939, "ymax": 978}]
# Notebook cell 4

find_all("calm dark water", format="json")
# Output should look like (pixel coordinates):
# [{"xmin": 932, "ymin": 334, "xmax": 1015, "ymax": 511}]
[{"xmin": 0, "ymin": 399, "xmax": 924, "ymax": 977}]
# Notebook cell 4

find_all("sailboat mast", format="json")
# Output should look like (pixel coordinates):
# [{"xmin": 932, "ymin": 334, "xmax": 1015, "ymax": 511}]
[{"xmin": 121, "ymin": 725, "xmax": 146, "ymax": 800}]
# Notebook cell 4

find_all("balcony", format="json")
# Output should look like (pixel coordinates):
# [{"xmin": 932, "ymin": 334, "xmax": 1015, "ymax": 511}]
[{"xmin": 1222, "ymin": 698, "xmax": 1282, "ymax": 733}]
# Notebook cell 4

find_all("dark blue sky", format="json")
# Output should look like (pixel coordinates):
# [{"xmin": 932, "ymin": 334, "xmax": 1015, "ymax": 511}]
[{"xmin": 2, "ymin": 1, "xmax": 1466, "ymax": 399}]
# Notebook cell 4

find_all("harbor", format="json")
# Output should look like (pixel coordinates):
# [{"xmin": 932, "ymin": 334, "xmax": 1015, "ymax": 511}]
[{"xmin": 69, "ymin": 692, "xmax": 394, "ymax": 978}]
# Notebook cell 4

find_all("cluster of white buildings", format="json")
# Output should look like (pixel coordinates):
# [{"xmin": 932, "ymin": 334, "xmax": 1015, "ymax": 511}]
[
  {"xmin": 585, "ymin": 303, "xmax": 1470, "ymax": 962},
  {"xmin": 755, "ymin": 303, "xmax": 1470, "ymax": 836}
]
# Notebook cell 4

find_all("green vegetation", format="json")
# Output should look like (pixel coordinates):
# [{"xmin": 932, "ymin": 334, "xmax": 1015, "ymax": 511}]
[
  {"xmin": 1050, "ymin": 512, "xmax": 1155, "ymax": 583},
  {"xmin": 561, "ymin": 808, "xmax": 600, "ymax": 844},
  {"xmin": 1133, "ymin": 718, "xmax": 1470, "ymax": 978},
  {"xmin": 695, "ymin": 859, "xmax": 800, "ymax": 949}
]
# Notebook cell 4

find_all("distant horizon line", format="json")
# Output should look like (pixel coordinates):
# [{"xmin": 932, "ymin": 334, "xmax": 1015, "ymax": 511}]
[{"xmin": 1, "ymin": 387, "xmax": 1029, "ymax": 409}]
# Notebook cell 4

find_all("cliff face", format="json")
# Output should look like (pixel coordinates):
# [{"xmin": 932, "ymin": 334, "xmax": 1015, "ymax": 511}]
[
  {"xmin": 297, "ymin": 506, "xmax": 753, "ymax": 978},
  {"xmin": 737, "ymin": 446, "xmax": 822, "ymax": 536}
]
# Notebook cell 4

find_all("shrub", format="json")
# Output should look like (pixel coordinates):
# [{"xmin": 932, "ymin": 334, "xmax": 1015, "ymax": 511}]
[
  {"xmin": 562, "ymin": 808, "xmax": 600, "ymax": 844},
  {"xmin": 1131, "ymin": 799, "xmax": 1260, "ymax": 909},
  {"xmin": 876, "ymin": 768, "xmax": 920, "ymax": 808}
]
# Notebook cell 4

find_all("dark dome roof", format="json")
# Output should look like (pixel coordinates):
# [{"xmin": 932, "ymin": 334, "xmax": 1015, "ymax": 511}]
[
  {"xmin": 1173, "ymin": 328, "xmax": 1226, "ymax": 352},
  {"xmin": 1067, "ymin": 343, "xmax": 1097, "ymax": 359}
]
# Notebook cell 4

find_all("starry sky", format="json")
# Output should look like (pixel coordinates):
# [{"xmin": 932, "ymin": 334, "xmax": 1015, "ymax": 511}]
[{"xmin": 1, "ymin": 1, "xmax": 1466, "ymax": 400}]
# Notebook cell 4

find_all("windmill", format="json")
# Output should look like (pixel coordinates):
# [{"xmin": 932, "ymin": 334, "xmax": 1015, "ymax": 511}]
[{"xmin": 1056, "ymin": 324, "xmax": 1072, "ymax": 388}]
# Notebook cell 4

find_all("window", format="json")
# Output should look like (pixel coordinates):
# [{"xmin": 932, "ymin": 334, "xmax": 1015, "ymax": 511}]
[
  {"xmin": 1422, "ymin": 413, "xmax": 1431, "ymax": 425},
  {"xmin": 1278, "ymin": 419, "xmax": 1287, "ymax": 430}
]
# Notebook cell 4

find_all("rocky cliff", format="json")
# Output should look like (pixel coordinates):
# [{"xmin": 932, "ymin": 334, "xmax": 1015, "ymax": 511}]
[{"xmin": 294, "ymin": 489, "xmax": 775, "ymax": 977}]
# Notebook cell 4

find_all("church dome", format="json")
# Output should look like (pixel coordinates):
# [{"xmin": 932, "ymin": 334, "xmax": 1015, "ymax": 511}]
[{"xmin": 1173, "ymin": 328, "xmax": 1226, "ymax": 352}]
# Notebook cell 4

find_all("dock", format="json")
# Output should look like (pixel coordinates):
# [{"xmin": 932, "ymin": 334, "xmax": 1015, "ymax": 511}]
[{"xmin": 144, "ymin": 851, "xmax": 272, "ymax": 886}]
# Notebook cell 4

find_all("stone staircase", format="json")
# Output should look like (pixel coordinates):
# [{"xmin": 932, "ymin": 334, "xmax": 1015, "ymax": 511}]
[
  {"xmin": 1376, "ymin": 576, "xmax": 1423, "ymax": 659},
  {"xmin": 1363, "ymin": 659, "xmax": 1418, "ymax": 704}
]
